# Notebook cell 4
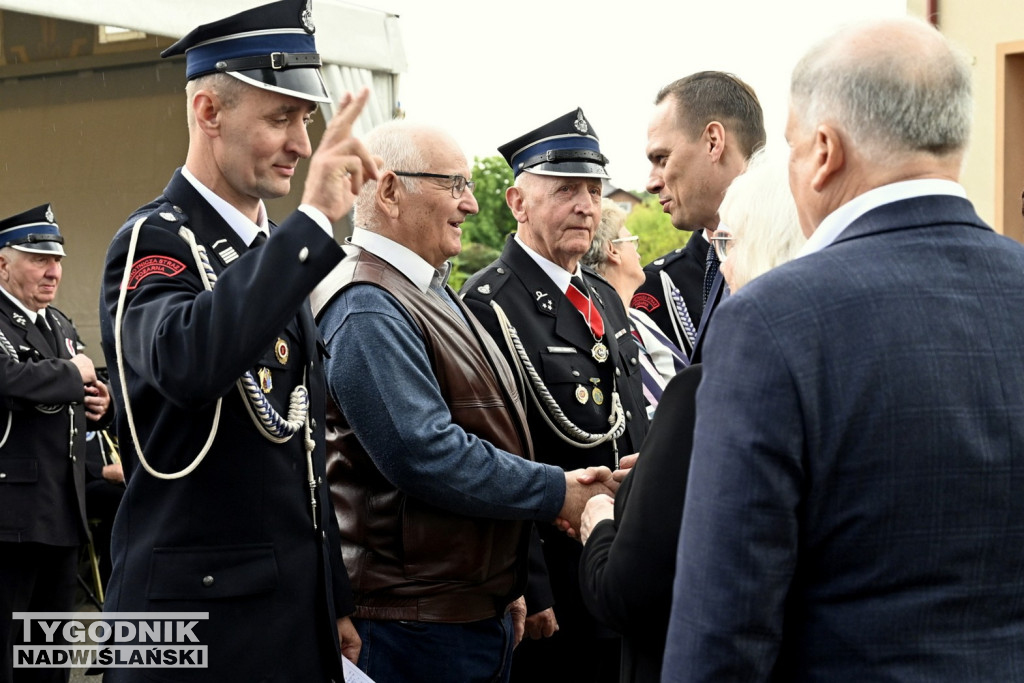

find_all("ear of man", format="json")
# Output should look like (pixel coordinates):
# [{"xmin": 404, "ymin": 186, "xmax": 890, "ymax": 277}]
[
  {"xmin": 811, "ymin": 124, "xmax": 845, "ymax": 192},
  {"xmin": 377, "ymin": 172, "xmax": 402, "ymax": 220},
  {"xmin": 505, "ymin": 185, "xmax": 528, "ymax": 223},
  {"xmin": 192, "ymin": 90, "xmax": 223, "ymax": 138},
  {"xmin": 704, "ymin": 121, "xmax": 727, "ymax": 163}
]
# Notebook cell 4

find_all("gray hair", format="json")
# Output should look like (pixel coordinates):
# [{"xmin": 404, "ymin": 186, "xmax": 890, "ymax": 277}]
[
  {"xmin": 718, "ymin": 148, "xmax": 805, "ymax": 291},
  {"xmin": 790, "ymin": 17, "xmax": 972, "ymax": 162},
  {"xmin": 353, "ymin": 120, "xmax": 430, "ymax": 231},
  {"xmin": 185, "ymin": 73, "xmax": 248, "ymax": 129},
  {"xmin": 582, "ymin": 199, "xmax": 628, "ymax": 275}
]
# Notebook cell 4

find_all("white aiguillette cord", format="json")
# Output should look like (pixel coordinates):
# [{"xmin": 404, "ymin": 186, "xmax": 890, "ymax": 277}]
[
  {"xmin": 114, "ymin": 219, "xmax": 318, "ymax": 525},
  {"xmin": 114, "ymin": 216, "xmax": 222, "ymax": 480}
]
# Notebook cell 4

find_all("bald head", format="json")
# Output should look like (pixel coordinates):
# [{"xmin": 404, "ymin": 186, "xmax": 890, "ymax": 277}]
[
  {"xmin": 790, "ymin": 17, "xmax": 972, "ymax": 164},
  {"xmin": 353, "ymin": 119, "xmax": 478, "ymax": 268},
  {"xmin": 354, "ymin": 120, "xmax": 459, "ymax": 229}
]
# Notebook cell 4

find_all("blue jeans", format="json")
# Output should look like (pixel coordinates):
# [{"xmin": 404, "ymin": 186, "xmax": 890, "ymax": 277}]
[{"xmin": 355, "ymin": 613, "xmax": 514, "ymax": 683}]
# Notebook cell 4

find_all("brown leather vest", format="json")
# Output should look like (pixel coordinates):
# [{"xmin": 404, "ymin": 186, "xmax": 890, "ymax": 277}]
[{"xmin": 317, "ymin": 248, "xmax": 535, "ymax": 623}]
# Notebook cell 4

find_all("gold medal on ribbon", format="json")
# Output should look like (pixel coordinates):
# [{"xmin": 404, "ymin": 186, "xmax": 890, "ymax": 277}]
[
  {"xmin": 591, "ymin": 342, "xmax": 609, "ymax": 363},
  {"xmin": 575, "ymin": 384, "xmax": 589, "ymax": 404},
  {"xmin": 592, "ymin": 386, "xmax": 604, "ymax": 405},
  {"xmin": 258, "ymin": 366, "xmax": 273, "ymax": 393}
]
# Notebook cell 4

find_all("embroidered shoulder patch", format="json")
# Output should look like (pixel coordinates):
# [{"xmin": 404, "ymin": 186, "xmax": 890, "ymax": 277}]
[
  {"xmin": 126, "ymin": 256, "xmax": 186, "ymax": 290},
  {"xmin": 630, "ymin": 292, "xmax": 660, "ymax": 313}
]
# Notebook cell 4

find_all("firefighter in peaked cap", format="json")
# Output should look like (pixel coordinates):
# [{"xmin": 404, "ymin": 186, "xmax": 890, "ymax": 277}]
[
  {"xmin": 98, "ymin": 0, "xmax": 378, "ymax": 680},
  {"xmin": 0, "ymin": 203, "xmax": 113, "ymax": 683},
  {"xmin": 461, "ymin": 109, "xmax": 648, "ymax": 683}
]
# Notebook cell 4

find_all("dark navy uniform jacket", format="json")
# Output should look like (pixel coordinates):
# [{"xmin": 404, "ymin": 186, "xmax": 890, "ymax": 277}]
[
  {"xmin": 0, "ymin": 298, "xmax": 105, "ymax": 545},
  {"xmin": 99, "ymin": 169, "xmax": 352, "ymax": 682},
  {"xmin": 631, "ymin": 229, "xmax": 709, "ymax": 357},
  {"xmin": 461, "ymin": 236, "xmax": 648, "ymax": 635}
]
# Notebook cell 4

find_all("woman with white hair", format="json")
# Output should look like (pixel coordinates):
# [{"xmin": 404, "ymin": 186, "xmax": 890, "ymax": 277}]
[{"xmin": 715, "ymin": 148, "xmax": 806, "ymax": 291}]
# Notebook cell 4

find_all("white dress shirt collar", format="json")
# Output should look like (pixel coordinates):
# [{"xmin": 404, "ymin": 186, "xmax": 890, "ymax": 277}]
[
  {"xmin": 797, "ymin": 178, "xmax": 967, "ymax": 258},
  {"xmin": 513, "ymin": 233, "xmax": 583, "ymax": 293},
  {"xmin": 0, "ymin": 286, "xmax": 40, "ymax": 323},
  {"xmin": 349, "ymin": 227, "xmax": 447, "ymax": 294},
  {"xmin": 181, "ymin": 166, "xmax": 269, "ymax": 246}
]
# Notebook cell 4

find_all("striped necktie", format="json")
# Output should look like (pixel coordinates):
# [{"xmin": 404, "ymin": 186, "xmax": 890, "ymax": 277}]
[{"xmin": 565, "ymin": 276, "xmax": 604, "ymax": 338}]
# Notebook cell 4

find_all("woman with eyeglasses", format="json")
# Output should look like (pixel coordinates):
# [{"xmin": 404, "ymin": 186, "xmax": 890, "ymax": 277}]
[{"xmin": 582, "ymin": 199, "xmax": 688, "ymax": 419}]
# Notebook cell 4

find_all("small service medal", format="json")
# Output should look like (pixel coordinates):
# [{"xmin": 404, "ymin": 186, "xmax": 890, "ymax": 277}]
[
  {"xmin": 575, "ymin": 385, "xmax": 589, "ymax": 404},
  {"xmin": 275, "ymin": 338, "xmax": 289, "ymax": 364},
  {"xmin": 258, "ymin": 366, "xmax": 273, "ymax": 393},
  {"xmin": 592, "ymin": 386, "xmax": 604, "ymax": 405},
  {"xmin": 591, "ymin": 342, "xmax": 609, "ymax": 363}
]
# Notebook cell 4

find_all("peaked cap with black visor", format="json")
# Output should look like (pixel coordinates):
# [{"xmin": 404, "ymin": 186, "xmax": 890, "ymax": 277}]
[
  {"xmin": 161, "ymin": 0, "xmax": 330, "ymax": 104},
  {"xmin": 499, "ymin": 108, "xmax": 610, "ymax": 179},
  {"xmin": 0, "ymin": 204, "xmax": 66, "ymax": 256}
]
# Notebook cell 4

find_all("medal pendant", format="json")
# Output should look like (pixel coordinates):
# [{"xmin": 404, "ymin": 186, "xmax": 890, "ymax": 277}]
[
  {"xmin": 275, "ymin": 338, "xmax": 289, "ymax": 365},
  {"xmin": 575, "ymin": 385, "xmax": 589, "ymax": 404},
  {"xmin": 592, "ymin": 387, "xmax": 604, "ymax": 405},
  {"xmin": 591, "ymin": 342, "xmax": 609, "ymax": 363},
  {"xmin": 258, "ymin": 366, "xmax": 273, "ymax": 393}
]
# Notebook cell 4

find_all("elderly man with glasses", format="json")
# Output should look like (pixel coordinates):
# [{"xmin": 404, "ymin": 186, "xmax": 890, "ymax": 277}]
[{"xmin": 311, "ymin": 120, "xmax": 618, "ymax": 683}]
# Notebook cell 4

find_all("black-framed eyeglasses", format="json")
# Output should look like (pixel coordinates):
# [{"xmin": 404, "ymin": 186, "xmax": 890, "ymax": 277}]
[{"xmin": 393, "ymin": 171, "xmax": 476, "ymax": 198}]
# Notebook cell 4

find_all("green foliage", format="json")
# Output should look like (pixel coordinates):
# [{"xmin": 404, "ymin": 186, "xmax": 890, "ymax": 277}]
[
  {"xmin": 626, "ymin": 195, "xmax": 691, "ymax": 264},
  {"xmin": 451, "ymin": 156, "xmax": 517, "ymax": 286},
  {"xmin": 450, "ymin": 241, "xmax": 501, "ymax": 292},
  {"xmin": 460, "ymin": 156, "xmax": 517, "ymax": 250}
]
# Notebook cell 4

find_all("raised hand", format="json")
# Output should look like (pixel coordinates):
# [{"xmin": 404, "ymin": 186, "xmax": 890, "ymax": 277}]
[{"xmin": 301, "ymin": 88, "xmax": 380, "ymax": 223}]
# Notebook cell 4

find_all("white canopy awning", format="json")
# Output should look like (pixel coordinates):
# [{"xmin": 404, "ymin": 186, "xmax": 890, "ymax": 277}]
[
  {"xmin": 0, "ymin": 0, "xmax": 406, "ymax": 128},
  {"xmin": 0, "ymin": 0, "xmax": 406, "ymax": 74}
]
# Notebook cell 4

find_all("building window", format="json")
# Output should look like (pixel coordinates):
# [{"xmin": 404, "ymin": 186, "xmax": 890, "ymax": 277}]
[{"xmin": 99, "ymin": 26, "xmax": 146, "ymax": 44}]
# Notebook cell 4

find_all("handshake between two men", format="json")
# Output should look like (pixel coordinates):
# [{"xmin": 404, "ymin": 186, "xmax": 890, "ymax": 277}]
[{"xmin": 556, "ymin": 453, "xmax": 637, "ymax": 540}]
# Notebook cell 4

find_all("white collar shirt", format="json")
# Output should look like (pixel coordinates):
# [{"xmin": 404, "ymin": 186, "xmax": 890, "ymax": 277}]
[{"xmin": 796, "ymin": 179, "xmax": 967, "ymax": 258}]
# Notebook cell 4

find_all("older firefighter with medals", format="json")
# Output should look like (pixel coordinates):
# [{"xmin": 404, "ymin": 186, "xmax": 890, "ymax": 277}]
[
  {"xmin": 461, "ymin": 109, "xmax": 648, "ymax": 683},
  {"xmin": 0, "ymin": 204, "xmax": 112, "ymax": 683},
  {"xmin": 98, "ymin": 0, "xmax": 378, "ymax": 681}
]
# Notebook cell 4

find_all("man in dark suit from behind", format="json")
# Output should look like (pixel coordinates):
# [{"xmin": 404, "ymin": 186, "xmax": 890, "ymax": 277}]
[
  {"xmin": 631, "ymin": 72, "xmax": 765, "ymax": 362},
  {"xmin": 663, "ymin": 17, "xmax": 1024, "ymax": 682}
]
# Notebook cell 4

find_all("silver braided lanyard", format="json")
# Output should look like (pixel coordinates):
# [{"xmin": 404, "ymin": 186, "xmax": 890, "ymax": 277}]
[
  {"xmin": 179, "ymin": 226, "xmax": 309, "ymax": 443},
  {"xmin": 114, "ymin": 218, "xmax": 321, "ymax": 529},
  {"xmin": 0, "ymin": 322, "xmax": 75, "ymax": 451},
  {"xmin": 491, "ymin": 301, "xmax": 625, "ymax": 464}
]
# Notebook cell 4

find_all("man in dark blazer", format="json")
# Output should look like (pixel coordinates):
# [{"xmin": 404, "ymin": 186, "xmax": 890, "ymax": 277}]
[
  {"xmin": 0, "ymin": 204, "xmax": 112, "ymax": 683},
  {"xmin": 663, "ymin": 18, "xmax": 1024, "ymax": 682},
  {"xmin": 631, "ymin": 72, "xmax": 765, "ymax": 362},
  {"xmin": 462, "ymin": 109, "xmax": 648, "ymax": 683},
  {"xmin": 98, "ymin": 1, "xmax": 378, "ymax": 681}
]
